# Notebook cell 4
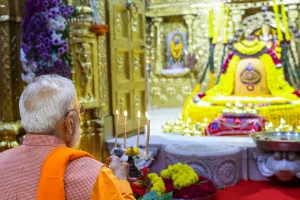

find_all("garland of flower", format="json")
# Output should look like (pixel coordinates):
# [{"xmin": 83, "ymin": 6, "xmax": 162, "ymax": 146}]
[
  {"xmin": 160, "ymin": 163, "xmax": 199, "ymax": 190},
  {"xmin": 170, "ymin": 41, "xmax": 183, "ymax": 61},
  {"xmin": 204, "ymin": 55, "xmax": 240, "ymax": 97},
  {"xmin": 280, "ymin": 42, "xmax": 295, "ymax": 86},
  {"xmin": 288, "ymin": 44, "xmax": 300, "ymax": 88},
  {"xmin": 147, "ymin": 173, "xmax": 166, "ymax": 196},
  {"xmin": 203, "ymin": 52, "xmax": 298, "ymax": 99},
  {"xmin": 21, "ymin": 0, "xmax": 75, "ymax": 83},
  {"xmin": 233, "ymin": 40, "xmax": 266, "ymax": 55},
  {"xmin": 260, "ymin": 53, "xmax": 298, "ymax": 100}
]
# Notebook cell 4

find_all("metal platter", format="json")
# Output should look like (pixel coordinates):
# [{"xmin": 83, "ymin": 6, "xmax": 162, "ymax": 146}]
[{"xmin": 251, "ymin": 132, "xmax": 300, "ymax": 152}]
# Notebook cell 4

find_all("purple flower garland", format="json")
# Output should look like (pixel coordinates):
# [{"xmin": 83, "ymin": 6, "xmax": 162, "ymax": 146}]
[{"xmin": 21, "ymin": 0, "xmax": 75, "ymax": 83}]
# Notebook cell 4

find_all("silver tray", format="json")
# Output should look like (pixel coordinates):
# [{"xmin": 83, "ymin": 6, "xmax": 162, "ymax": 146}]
[{"xmin": 251, "ymin": 132, "xmax": 300, "ymax": 152}]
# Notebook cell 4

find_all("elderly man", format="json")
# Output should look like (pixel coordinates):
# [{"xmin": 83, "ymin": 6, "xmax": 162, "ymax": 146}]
[{"xmin": 0, "ymin": 75, "xmax": 135, "ymax": 200}]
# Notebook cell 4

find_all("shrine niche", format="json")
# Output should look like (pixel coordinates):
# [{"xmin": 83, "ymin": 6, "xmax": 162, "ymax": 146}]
[
  {"xmin": 164, "ymin": 30, "xmax": 187, "ymax": 73},
  {"xmin": 146, "ymin": 13, "xmax": 198, "ymax": 108}
]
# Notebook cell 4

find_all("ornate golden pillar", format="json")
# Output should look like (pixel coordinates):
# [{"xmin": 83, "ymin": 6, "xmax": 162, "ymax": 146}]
[
  {"xmin": 183, "ymin": 15, "xmax": 195, "ymax": 53},
  {"xmin": 0, "ymin": 0, "xmax": 24, "ymax": 152},
  {"xmin": 153, "ymin": 17, "xmax": 163, "ymax": 74},
  {"xmin": 69, "ymin": 0, "xmax": 110, "ymax": 161}
]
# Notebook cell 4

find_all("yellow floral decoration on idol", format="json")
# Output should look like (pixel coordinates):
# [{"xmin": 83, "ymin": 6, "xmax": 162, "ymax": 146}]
[
  {"xmin": 205, "ymin": 55, "xmax": 240, "ymax": 97},
  {"xmin": 148, "ymin": 173, "xmax": 166, "ymax": 196},
  {"xmin": 160, "ymin": 163, "xmax": 199, "ymax": 190},
  {"xmin": 171, "ymin": 40, "xmax": 183, "ymax": 61},
  {"xmin": 233, "ymin": 40, "xmax": 266, "ymax": 55},
  {"xmin": 260, "ymin": 53, "xmax": 298, "ymax": 100},
  {"xmin": 125, "ymin": 147, "xmax": 140, "ymax": 157}
]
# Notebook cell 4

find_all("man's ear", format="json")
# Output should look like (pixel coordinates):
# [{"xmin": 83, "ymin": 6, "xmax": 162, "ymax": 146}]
[{"xmin": 65, "ymin": 113, "xmax": 74, "ymax": 135}]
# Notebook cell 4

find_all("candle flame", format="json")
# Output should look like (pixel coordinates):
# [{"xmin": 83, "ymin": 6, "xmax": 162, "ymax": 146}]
[
  {"xmin": 138, "ymin": 111, "xmax": 141, "ymax": 118},
  {"xmin": 116, "ymin": 110, "xmax": 119, "ymax": 116},
  {"xmin": 124, "ymin": 110, "xmax": 128, "ymax": 117},
  {"xmin": 145, "ymin": 112, "xmax": 150, "ymax": 120}
]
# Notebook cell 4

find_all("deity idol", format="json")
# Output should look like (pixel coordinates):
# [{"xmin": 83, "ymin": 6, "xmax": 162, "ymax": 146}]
[
  {"xmin": 166, "ymin": 30, "xmax": 187, "ymax": 70},
  {"xmin": 182, "ymin": 19, "xmax": 300, "ymax": 128}
]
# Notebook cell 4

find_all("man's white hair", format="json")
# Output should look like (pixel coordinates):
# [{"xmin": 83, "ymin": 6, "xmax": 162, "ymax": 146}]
[{"xmin": 19, "ymin": 74, "xmax": 76, "ymax": 133}]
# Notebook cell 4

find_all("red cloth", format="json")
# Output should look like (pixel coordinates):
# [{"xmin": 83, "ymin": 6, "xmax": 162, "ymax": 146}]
[
  {"xmin": 216, "ymin": 180, "xmax": 300, "ymax": 200},
  {"xmin": 206, "ymin": 116, "xmax": 266, "ymax": 136}
]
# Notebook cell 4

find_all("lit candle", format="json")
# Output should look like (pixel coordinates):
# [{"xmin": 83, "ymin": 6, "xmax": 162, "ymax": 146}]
[
  {"xmin": 208, "ymin": 9, "xmax": 214, "ymax": 39},
  {"xmin": 212, "ymin": 3, "xmax": 225, "ymax": 44},
  {"xmin": 273, "ymin": 0, "xmax": 283, "ymax": 42},
  {"xmin": 136, "ymin": 111, "xmax": 141, "ymax": 147},
  {"xmin": 145, "ymin": 112, "xmax": 150, "ymax": 156},
  {"xmin": 114, "ymin": 110, "xmax": 119, "ymax": 148},
  {"xmin": 281, "ymin": 4, "xmax": 291, "ymax": 41},
  {"xmin": 124, "ymin": 110, "xmax": 127, "ymax": 149}
]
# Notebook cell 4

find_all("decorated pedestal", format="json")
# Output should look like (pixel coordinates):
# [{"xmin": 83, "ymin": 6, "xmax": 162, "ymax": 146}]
[
  {"xmin": 252, "ymin": 132, "xmax": 300, "ymax": 181},
  {"xmin": 181, "ymin": 7, "xmax": 300, "ymax": 129},
  {"xmin": 164, "ymin": 144, "xmax": 242, "ymax": 187},
  {"xmin": 205, "ymin": 102, "xmax": 266, "ymax": 136},
  {"xmin": 206, "ymin": 116, "xmax": 265, "ymax": 136}
]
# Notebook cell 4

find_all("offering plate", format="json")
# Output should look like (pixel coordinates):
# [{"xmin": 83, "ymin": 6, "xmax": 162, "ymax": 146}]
[{"xmin": 252, "ymin": 131, "xmax": 300, "ymax": 152}]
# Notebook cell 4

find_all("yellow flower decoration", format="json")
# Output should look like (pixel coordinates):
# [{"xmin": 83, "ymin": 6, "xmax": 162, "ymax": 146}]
[
  {"xmin": 148, "ymin": 173, "xmax": 166, "ymax": 196},
  {"xmin": 133, "ymin": 147, "xmax": 139, "ymax": 155},
  {"xmin": 203, "ymin": 47, "xmax": 297, "ymax": 101},
  {"xmin": 204, "ymin": 55, "xmax": 240, "ymax": 97},
  {"xmin": 125, "ymin": 147, "xmax": 140, "ymax": 157},
  {"xmin": 260, "ymin": 53, "xmax": 297, "ymax": 100},
  {"xmin": 234, "ymin": 39, "xmax": 266, "ymax": 55},
  {"xmin": 160, "ymin": 163, "xmax": 199, "ymax": 190},
  {"xmin": 171, "ymin": 40, "xmax": 183, "ymax": 61}
]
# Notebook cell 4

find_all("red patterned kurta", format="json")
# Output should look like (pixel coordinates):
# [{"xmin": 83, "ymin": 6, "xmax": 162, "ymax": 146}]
[{"xmin": 0, "ymin": 134, "xmax": 102, "ymax": 200}]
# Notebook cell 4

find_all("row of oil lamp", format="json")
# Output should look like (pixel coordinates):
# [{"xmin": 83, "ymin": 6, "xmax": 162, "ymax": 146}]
[
  {"xmin": 222, "ymin": 102, "xmax": 258, "ymax": 116},
  {"xmin": 265, "ymin": 118, "xmax": 300, "ymax": 132},
  {"xmin": 114, "ymin": 110, "xmax": 151, "ymax": 156},
  {"xmin": 162, "ymin": 117, "xmax": 300, "ymax": 136},
  {"xmin": 162, "ymin": 117, "xmax": 207, "ymax": 136}
]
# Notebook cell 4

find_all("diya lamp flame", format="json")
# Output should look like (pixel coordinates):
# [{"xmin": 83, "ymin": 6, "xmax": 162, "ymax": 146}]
[{"xmin": 223, "ymin": 101, "xmax": 258, "ymax": 116}]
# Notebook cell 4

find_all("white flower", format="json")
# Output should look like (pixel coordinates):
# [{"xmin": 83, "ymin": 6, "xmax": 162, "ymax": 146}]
[
  {"xmin": 22, "ymin": 61, "xmax": 37, "ymax": 73},
  {"xmin": 47, "ymin": 15, "xmax": 67, "ymax": 31},
  {"xmin": 51, "ymin": 32, "xmax": 63, "ymax": 46},
  {"xmin": 21, "ymin": 72, "xmax": 35, "ymax": 84},
  {"xmin": 20, "ymin": 48, "xmax": 27, "ymax": 64}
]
